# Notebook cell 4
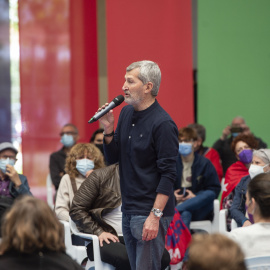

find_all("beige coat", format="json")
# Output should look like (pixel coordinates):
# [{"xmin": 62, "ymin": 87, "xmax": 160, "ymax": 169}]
[{"xmin": 55, "ymin": 173, "xmax": 85, "ymax": 221}]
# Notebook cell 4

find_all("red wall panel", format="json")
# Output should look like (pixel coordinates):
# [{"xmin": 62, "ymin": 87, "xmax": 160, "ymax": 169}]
[
  {"xmin": 106, "ymin": 0, "xmax": 194, "ymax": 128},
  {"xmin": 19, "ymin": 0, "xmax": 99, "ymax": 198}
]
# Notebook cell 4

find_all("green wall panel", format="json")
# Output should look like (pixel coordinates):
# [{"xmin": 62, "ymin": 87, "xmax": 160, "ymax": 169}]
[{"xmin": 197, "ymin": 0, "xmax": 270, "ymax": 147}]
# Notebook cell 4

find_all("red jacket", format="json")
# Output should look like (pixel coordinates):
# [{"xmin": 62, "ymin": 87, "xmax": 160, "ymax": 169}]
[
  {"xmin": 220, "ymin": 161, "xmax": 249, "ymax": 209},
  {"xmin": 204, "ymin": 147, "xmax": 223, "ymax": 182}
]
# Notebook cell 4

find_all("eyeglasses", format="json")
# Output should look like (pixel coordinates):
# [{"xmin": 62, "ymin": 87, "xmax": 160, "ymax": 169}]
[
  {"xmin": 60, "ymin": 131, "xmax": 77, "ymax": 136},
  {"xmin": 0, "ymin": 155, "xmax": 17, "ymax": 161}
]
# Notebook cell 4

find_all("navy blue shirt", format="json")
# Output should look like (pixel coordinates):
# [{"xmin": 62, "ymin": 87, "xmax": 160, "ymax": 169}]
[
  {"xmin": 104, "ymin": 100, "xmax": 179, "ymax": 216},
  {"xmin": 175, "ymin": 153, "xmax": 221, "ymax": 198}
]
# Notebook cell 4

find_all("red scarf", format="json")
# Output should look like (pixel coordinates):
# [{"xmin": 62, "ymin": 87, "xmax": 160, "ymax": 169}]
[{"xmin": 220, "ymin": 161, "xmax": 249, "ymax": 209}]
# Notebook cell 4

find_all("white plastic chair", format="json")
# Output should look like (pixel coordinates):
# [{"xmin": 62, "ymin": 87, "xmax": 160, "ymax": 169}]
[
  {"xmin": 219, "ymin": 209, "xmax": 238, "ymax": 233},
  {"xmin": 46, "ymin": 174, "xmax": 55, "ymax": 209},
  {"xmin": 69, "ymin": 216, "xmax": 115, "ymax": 270},
  {"xmin": 189, "ymin": 199, "xmax": 220, "ymax": 233},
  {"xmin": 245, "ymin": 256, "xmax": 270, "ymax": 270},
  {"xmin": 60, "ymin": 220, "xmax": 87, "ymax": 265}
]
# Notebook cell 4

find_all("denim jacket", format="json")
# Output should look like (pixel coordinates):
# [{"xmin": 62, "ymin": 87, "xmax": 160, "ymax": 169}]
[
  {"xmin": 8, "ymin": 174, "xmax": 32, "ymax": 198},
  {"xmin": 230, "ymin": 175, "xmax": 251, "ymax": 227}
]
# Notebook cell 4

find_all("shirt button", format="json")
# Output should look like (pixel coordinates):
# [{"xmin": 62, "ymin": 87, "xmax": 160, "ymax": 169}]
[
  {"xmin": 132, "ymin": 124, "xmax": 135, "ymax": 126},
  {"xmin": 129, "ymin": 136, "xmax": 131, "ymax": 139}
]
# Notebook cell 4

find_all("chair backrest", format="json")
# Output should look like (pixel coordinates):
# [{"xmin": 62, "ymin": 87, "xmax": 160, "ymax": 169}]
[
  {"xmin": 245, "ymin": 256, "xmax": 270, "ymax": 270},
  {"xmin": 60, "ymin": 220, "xmax": 87, "ymax": 265},
  {"xmin": 190, "ymin": 199, "xmax": 220, "ymax": 234},
  {"xmin": 46, "ymin": 174, "xmax": 55, "ymax": 209},
  {"xmin": 69, "ymin": 217, "xmax": 115, "ymax": 270},
  {"xmin": 69, "ymin": 217, "xmax": 81, "ymax": 234},
  {"xmin": 231, "ymin": 218, "xmax": 238, "ymax": 230},
  {"xmin": 219, "ymin": 209, "xmax": 238, "ymax": 233}
]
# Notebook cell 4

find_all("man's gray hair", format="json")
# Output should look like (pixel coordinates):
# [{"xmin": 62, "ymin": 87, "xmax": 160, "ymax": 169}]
[
  {"xmin": 126, "ymin": 60, "xmax": 161, "ymax": 96},
  {"xmin": 253, "ymin": 149, "xmax": 270, "ymax": 165}
]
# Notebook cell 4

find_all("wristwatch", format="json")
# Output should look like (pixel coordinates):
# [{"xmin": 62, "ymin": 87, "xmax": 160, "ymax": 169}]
[
  {"xmin": 103, "ymin": 131, "xmax": 114, "ymax": 137},
  {"xmin": 151, "ymin": 208, "xmax": 163, "ymax": 218}
]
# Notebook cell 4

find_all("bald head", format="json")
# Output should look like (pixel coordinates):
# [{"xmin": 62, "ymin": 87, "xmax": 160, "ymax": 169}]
[{"xmin": 231, "ymin": 116, "xmax": 245, "ymax": 126}]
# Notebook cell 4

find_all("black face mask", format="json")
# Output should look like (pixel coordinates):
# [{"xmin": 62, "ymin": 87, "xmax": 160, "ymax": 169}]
[{"xmin": 95, "ymin": 143, "xmax": 104, "ymax": 155}]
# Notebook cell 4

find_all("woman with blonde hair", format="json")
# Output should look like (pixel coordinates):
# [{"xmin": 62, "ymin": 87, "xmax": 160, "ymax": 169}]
[
  {"xmin": 55, "ymin": 143, "xmax": 105, "ymax": 223},
  {"xmin": 0, "ymin": 196, "xmax": 83, "ymax": 269}
]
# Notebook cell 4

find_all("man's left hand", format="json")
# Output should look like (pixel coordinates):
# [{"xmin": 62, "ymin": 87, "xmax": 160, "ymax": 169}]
[
  {"xmin": 142, "ymin": 214, "xmax": 159, "ymax": 241},
  {"xmin": 5, "ymin": 165, "xmax": 21, "ymax": 188}
]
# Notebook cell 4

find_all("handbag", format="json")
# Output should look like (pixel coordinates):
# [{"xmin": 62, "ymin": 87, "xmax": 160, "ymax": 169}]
[{"xmin": 165, "ymin": 208, "xmax": 192, "ymax": 265}]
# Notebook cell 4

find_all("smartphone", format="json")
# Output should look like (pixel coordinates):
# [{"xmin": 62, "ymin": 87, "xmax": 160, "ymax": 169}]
[
  {"xmin": 178, "ymin": 188, "xmax": 187, "ymax": 197},
  {"xmin": 230, "ymin": 127, "xmax": 243, "ymax": 133}
]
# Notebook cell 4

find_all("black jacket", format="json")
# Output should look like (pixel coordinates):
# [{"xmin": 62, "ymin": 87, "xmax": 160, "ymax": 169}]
[{"xmin": 0, "ymin": 250, "xmax": 83, "ymax": 270}]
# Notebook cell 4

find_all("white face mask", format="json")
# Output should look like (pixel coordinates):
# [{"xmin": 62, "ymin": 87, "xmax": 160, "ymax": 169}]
[{"xmin": 249, "ymin": 164, "xmax": 269, "ymax": 179}]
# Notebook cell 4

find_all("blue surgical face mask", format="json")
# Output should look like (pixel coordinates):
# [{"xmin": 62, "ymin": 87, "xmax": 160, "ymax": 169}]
[
  {"xmin": 60, "ymin": 134, "xmax": 75, "ymax": 147},
  {"xmin": 179, "ymin": 143, "xmax": 193, "ymax": 156},
  {"xmin": 76, "ymin": 159, "xmax": 94, "ymax": 176},
  {"xmin": 232, "ymin": 132, "xmax": 239, "ymax": 138},
  {"xmin": 0, "ymin": 158, "xmax": 16, "ymax": 174}
]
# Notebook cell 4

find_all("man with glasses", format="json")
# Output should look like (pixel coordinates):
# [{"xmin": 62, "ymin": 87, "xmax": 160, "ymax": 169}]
[
  {"xmin": 0, "ymin": 142, "xmax": 32, "ymax": 198},
  {"xmin": 49, "ymin": 123, "xmax": 79, "ymax": 191},
  {"xmin": 0, "ymin": 142, "xmax": 32, "ymax": 234},
  {"xmin": 174, "ymin": 127, "xmax": 220, "ymax": 231}
]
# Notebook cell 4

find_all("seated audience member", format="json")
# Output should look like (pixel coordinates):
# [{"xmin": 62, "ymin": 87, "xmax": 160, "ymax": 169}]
[
  {"xmin": 70, "ymin": 164, "xmax": 170, "ymax": 270},
  {"xmin": 0, "ymin": 142, "xmax": 32, "ymax": 198},
  {"xmin": 89, "ymin": 128, "xmax": 107, "ymax": 163},
  {"xmin": 231, "ymin": 149, "xmax": 270, "ymax": 227},
  {"xmin": 221, "ymin": 134, "xmax": 258, "ymax": 227},
  {"xmin": 0, "ymin": 196, "xmax": 83, "ymax": 270},
  {"xmin": 188, "ymin": 123, "xmax": 223, "ymax": 182},
  {"xmin": 0, "ymin": 142, "xmax": 32, "ymax": 234},
  {"xmin": 55, "ymin": 143, "xmax": 105, "ymax": 223},
  {"xmin": 187, "ymin": 233, "xmax": 247, "ymax": 270},
  {"xmin": 174, "ymin": 127, "xmax": 221, "ymax": 231},
  {"xmin": 49, "ymin": 123, "xmax": 79, "ymax": 191},
  {"xmin": 229, "ymin": 173, "xmax": 270, "ymax": 258},
  {"xmin": 213, "ymin": 116, "xmax": 267, "ymax": 175},
  {"xmin": 90, "ymin": 128, "xmax": 104, "ymax": 145}
]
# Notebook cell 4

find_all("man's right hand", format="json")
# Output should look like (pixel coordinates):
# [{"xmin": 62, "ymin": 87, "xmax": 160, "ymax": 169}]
[
  {"xmin": 98, "ymin": 232, "xmax": 119, "ymax": 247},
  {"xmin": 220, "ymin": 125, "xmax": 231, "ymax": 140},
  {"xmin": 97, "ymin": 103, "xmax": 115, "ymax": 131}
]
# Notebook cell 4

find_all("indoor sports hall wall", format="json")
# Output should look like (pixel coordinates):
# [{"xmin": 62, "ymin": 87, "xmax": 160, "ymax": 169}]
[{"xmin": 197, "ymin": 0, "xmax": 270, "ymax": 147}]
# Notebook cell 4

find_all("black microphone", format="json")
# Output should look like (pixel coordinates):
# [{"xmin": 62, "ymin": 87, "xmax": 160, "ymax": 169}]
[{"xmin": 88, "ymin": 95, "xmax": 125, "ymax": 123}]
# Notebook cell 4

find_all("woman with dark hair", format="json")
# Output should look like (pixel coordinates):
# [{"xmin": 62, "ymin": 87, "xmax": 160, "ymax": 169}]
[
  {"xmin": 221, "ymin": 134, "xmax": 258, "ymax": 230},
  {"xmin": 231, "ymin": 149, "xmax": 270, "ymax": 227},
  {"xmin": 0, "ymin": 196, "xmax": 83, "ymax": 269},
  {"xmin": 230, "ymin": 173, "xmax": 270, "ymax": 258},
  {"xmin": 221, "ymin": 134, "xmax": 258, "ymax": 211}
]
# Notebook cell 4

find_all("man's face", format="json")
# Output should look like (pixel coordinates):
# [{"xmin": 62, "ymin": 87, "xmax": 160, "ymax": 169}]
[
  {"xmin": 0, "ymin": 149, "xmax": 17, "ymax": 162},
  {"xmin": 179, "ymin": 136, "xmax": 197, "ymax": 152},
  {"xmin": 122, "ymin": 68, "xmax": 147, "ymax": 107},
  {"xmin": 60, "ymin": 125, "xmax": 78, "ymax": 143},
  {"xmin": 231, "ymin": 118, "xmax": 245, "ymax": 127}
]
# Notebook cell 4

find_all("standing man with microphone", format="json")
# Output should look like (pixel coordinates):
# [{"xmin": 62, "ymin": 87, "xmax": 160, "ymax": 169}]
[{"xmin": 96, "ymin": 61, "xmax": 179, "ymax": 270}]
